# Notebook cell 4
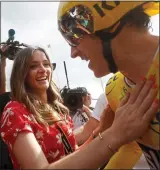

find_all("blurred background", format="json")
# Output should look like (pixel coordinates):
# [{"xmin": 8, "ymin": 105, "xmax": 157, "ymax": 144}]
[{"xmin": 1, "ymin": 2, "xmax": 159, "ymax": 107}]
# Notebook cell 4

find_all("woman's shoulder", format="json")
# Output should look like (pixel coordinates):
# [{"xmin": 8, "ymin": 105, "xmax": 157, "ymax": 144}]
[
  {"xmin": 0, "ymin": 100, "xmax": 34, "ymax": 133},
  {"xmin": 2, "ymin": 100, "xmax": 31, "ymax": 121},
  {"xmin": 4, "ymin": 100, "xmax": 28, "ymax": 111}
]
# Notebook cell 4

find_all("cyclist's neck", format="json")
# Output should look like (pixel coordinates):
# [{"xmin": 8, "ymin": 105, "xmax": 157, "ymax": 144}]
[{"xmin": 111, "ymin": 26, "xmax": 159, "ymax": 83}]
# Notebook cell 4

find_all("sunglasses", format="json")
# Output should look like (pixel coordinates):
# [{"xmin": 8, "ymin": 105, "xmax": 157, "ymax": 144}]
[
  {"xmin": 52, "ymin": 63, "xmax": 56, "ymax": 71},
  {"xmin": 58, "ymin": 5, "xmax": 94, "ymax": 47}
]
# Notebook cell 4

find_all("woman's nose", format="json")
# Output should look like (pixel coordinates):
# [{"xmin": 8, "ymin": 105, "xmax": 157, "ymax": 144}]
[{"xmin": 38, "ymin": 64, "xmax": 46, "ymax": 72}]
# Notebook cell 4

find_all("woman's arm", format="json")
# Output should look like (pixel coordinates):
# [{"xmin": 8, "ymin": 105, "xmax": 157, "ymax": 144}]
[
  {"xmin": 74, "ymin": 106, "xmax": 114, "ymax": 145},
  {"xmin": 74, "ymin": 117, "xmax": 99, "ymax": 145},
  {"xmin": 12, "ymin": 78, "xmax": 158, "ymax": 169},
  {"xmin": 0, "ymin": 56, "xmax": 6, "ymax": 94},
  {"xmin": 13, "ymin": 127, "xmax": 119, "ymax": 169},
  {"xmin": 0, "ymin": 45, "xmax": 7, "ymax": 94}
]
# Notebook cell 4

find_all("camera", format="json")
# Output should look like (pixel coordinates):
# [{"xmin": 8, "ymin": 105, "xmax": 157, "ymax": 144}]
[
  {"xmin": 1, "ymin": 41, "xmax": 23, "ymax": 60},
  {"xmin": 61, "ymin": 87, "xmax": 88, "ymax": 111},
  {"xmin": 0, "ymin": 29, "xmax": 28, "ymax": 60}
]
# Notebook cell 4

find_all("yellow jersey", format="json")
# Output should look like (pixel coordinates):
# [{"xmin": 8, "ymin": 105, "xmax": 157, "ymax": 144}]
[
  {"xmin": 104, "ymin": 72, "xmax": 142, "ymax": 169},
  {"xmin": 105, "ymin": 48, "xmax": 159, "ymax": 169},
  {"xmin": 104, "ymin": 141, "xmax": 142, "ymax": 169}
]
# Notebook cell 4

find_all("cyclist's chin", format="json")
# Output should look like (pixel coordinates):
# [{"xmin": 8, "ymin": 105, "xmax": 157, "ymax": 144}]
[
  {"xmin": 92, "ymin": 68, "xmax": 107, "ymax": 78},
  {"xmin": 88, "ymin": 61, "xmax": 110, "ymax": 78},
  {"xmin": 94, "ymin": 72, "xmax": 104, "ymax": 78}
]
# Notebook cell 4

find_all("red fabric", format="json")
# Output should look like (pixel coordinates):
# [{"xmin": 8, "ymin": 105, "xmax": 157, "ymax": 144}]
[{"xmin": 0, "ymin": 101, "xmax": 77, "ymax": 169}]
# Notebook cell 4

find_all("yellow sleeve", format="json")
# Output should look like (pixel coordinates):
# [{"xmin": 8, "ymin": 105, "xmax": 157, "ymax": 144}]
[{"xmin": 104, "ymin": 141, "xmax": 142, "ymax": 169}]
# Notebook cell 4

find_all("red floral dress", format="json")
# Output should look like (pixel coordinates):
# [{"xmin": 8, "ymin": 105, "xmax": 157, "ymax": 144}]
[{"xmin": 0, "ymin": 101, "xmax": 78, "ymax": 169}]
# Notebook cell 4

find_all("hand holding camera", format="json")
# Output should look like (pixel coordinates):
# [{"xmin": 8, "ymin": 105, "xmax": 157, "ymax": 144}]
[{"xmin": 0, "ymin": 29, "xmax": 29, "ymax": 61}]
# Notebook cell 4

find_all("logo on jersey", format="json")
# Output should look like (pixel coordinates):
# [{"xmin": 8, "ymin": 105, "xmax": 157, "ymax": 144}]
[{"xmin": 106, "ymin": 74, "xmax": 119, "ymax": 95}]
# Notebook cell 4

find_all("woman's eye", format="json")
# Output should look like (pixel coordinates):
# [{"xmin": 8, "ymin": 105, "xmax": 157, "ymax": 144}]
[
  {"xmin": 30, "ymin": 65, "xmax": 38, "ymax": 69},
  {"xmin": 43, "ymin": 63, "xmax": 50, "ymax": 67},
  {"xmin": 29, "ymin": 63, "xmax": 50, "ymax": 69}
]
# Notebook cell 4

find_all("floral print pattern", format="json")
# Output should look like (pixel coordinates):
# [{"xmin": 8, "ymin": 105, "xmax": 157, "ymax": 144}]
[{"xmin": 0, "ymin": 101, "xmax": 77, "ymax": 169}]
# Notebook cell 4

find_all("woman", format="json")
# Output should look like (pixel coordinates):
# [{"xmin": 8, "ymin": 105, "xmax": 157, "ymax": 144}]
[{"xmin": 0, "ymin": 47, "xmax": 158, "ymax": 169}]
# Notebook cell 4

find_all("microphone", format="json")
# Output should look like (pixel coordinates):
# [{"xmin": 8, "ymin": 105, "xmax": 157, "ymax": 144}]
[
  {"xmin": 6, "ymin": 29, "xmax": 15, "ymax": 44},
  {"xmin": 0, "ymin": 29, "xmax": 15, "ymax": 58}
]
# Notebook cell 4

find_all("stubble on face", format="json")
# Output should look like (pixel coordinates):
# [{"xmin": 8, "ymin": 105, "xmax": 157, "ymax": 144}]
[{"xmin": 76, "ymin": 35, "xmax": 110, "ymax": 77}]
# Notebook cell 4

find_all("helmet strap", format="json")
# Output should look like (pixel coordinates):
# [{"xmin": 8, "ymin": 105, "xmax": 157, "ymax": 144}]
[
  {"xmin": 102, "ymin": 40, "xmax": 118, "ymax": 73},
  {"xmin": 95, "ymin": 20, "xmax": 126, "ymax": 73}
]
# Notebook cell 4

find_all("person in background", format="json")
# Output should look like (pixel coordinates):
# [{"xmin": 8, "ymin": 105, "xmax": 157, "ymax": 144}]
[
  {"xmin": 71, "ymin": 87, "xmax": 93, "ymax": 130},
  {"xmin": 0, "ymin": 46, "xmax": 158, "ymax": 169},
  {"xmin": 74, "ymin": 93, "xmax": 107, "ymax": 144},
  {"xmin": 83, "ymin": 91, "xmax": 94, "ymax": 111}
]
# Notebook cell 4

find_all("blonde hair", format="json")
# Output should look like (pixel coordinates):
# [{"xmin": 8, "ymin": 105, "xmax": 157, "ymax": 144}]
[{"xmin": 10, "ymin": 47, "xmax": 69, "ymax": 127}]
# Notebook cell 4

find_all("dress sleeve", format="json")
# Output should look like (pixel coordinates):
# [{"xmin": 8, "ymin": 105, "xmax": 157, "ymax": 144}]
[{"xmin": 0, "ymin": 102, "xmax": 33, "ymax": 150}]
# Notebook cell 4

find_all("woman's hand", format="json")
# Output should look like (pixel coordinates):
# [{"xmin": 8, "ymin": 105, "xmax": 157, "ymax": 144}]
[
  {"xmin": 0, "ymin": 45, "xmax": 8, "ymax": 67},
  {"xmin": 0, "ymin": 45, "xmax": 7, "ymax": 94},
  {"xmin": 94, "ymin": 106, "xmax": 114, "ymax": 136},
  {"xmin": 110, "ymin": 77, "xmax": 158, "ymax": 146},
  {"xmin": 1, "ymin": 56, "xmax": 6, "ymax": 68},
  {"xmin": 82, "ymin": 105, "xmax": 92, "ymax": 117}
]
